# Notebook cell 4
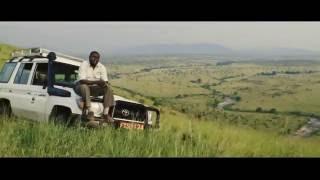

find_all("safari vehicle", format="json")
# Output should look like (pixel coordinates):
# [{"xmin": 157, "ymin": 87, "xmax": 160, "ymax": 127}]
[{"xmin": 0, "ymin": 48, "xmax": 160, "ymax": 130}]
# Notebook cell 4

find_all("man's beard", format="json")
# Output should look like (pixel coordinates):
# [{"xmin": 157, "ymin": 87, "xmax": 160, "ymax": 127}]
[{"xmin": 90, "ymin": 61, "xmax": 97, "ymax": 68}]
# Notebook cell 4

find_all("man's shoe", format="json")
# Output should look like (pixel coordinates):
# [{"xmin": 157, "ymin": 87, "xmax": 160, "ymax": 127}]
[
  {"xmin": 86, "ymin": 120, "xmax": 100, "ymax": 128},
  {"xmin": 87, "ymin": 111, "xmax": 95, "ymax": 122}
]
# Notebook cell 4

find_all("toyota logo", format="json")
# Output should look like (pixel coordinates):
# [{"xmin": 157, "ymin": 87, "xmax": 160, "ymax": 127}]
[{"xmin": 121, "ymin": 109, "xmax": 130, "ymax": 117}]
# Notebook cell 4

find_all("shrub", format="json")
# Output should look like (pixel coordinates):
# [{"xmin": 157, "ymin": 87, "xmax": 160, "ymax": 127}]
[
  {"xmin": 269, "ymin": 108, "xmax": 277, "ymax": 113},
  {"xmin": 235, "ymin": 96, "xmax": 241, "ymax": 102},
  {"xmin": 138, "ymin": 99, "xmax": 145, "ymax": 104},
  {"xmin": 256, "ymin": 107, "xmax": 263, "ymax": 112}
]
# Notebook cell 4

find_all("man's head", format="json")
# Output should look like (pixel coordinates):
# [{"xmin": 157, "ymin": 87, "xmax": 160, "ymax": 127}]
[{"xmin": 89, "ymin": 51, "xmax": 100, "ymax": 67}]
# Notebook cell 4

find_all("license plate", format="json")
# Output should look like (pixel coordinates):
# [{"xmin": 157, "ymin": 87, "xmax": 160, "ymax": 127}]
[{"xmin": 119, "ymin": 122, "xmax": 144, "ymax": 130}]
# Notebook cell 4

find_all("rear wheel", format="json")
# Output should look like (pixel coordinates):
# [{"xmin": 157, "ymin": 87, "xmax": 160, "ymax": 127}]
[{"xmin": 0, "ymin": 100, "xmax": 12, "ymax": 119}]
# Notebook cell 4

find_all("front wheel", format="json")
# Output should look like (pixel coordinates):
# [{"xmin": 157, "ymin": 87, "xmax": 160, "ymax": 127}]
[{"xmin": 49, "ymin": 106, "xmax": 72, "ymax": 126}]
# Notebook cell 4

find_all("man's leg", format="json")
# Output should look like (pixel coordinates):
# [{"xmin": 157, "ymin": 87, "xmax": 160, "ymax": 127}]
[
  {"xmin": 90, "ymin": 84, "xmax": 115, "ymax": 122},
  {"xmin": 103, "ymin": 84, "xmax": 115, "ymax": 114},
  {"xmin": 103, "ymin": 84, "xmax": 115, "ymax": 123},
  {"xmin": 88, "ymin": 84, "xmax": 115, "ymax": 123},
  {"xmin": 75, "ymin": 84, "xmax": 94, "ymax": 121},
  {"xmin": 89, "ymin": 83, "xmax": 115, "ymax": 114},
  {"xmin": 79, "ymin": 84, "xmax": 92, "ymax": 110}
]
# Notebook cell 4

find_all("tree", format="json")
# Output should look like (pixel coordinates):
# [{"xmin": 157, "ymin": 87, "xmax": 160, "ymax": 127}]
[
  {"xmin": 269, "ymin": 108, "xmax": 277, "ymax": 113},
  {"xmin": 235, "ymin": 96, "xmax": 241, "ymax": 102},
  {"xmin": 138, "ymin": 99, "xmax": 145, "ymax": 104},
  {"xmin": 256, "ymin": 107, "xmax": 263, "ymax": 112},
  {"xmin": 175, "ymin": 94, "xmax": 182, "ymax": 98}
]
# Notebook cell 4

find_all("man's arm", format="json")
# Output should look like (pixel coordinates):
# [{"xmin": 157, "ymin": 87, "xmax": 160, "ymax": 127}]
[{"xmin": 79, "ymin": 79, "xmax": 106, "ymax": 87}]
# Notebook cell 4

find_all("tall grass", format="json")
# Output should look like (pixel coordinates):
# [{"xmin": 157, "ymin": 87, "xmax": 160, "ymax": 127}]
[
  {"xmin": 1, "ymin": 109, "xmax": 320, "ymax": 157},
  {"xmin": 1, "ymin": 47, "xmax": 320, "ymax": 156}
]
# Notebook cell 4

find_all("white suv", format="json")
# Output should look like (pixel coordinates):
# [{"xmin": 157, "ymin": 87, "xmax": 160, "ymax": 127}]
[{"xmin": 0, "ymin": 48, "xmax": 160, "ymax": 129}]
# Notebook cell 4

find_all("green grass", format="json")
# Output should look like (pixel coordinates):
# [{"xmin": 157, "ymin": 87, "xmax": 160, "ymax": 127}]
[
  {"xmin": 216, "ymin": 71, "xmax": 320, "ymax": 114},
  {"xmin": 1, "ymin": 109, "xmax": 320, "ymax": 157},
  {"xmin": 2, "ymin": 49, "xmax": 320, "ymax": 156},
  {"xmin": 109, "ymin": 60, "xmax": 320, "ymax": 135}
]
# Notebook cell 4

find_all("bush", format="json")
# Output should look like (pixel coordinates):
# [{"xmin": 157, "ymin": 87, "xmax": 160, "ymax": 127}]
[
  {"xmin": 200, "ymin": 84, "xmax": 210, "ymax": 90},
  {"xmin": 138, "ymin": 99, "xmax": 145, "ymax": 104},
  {"xmin": 235, "ymin": 96, "xmax": 241, "ymax": 102},
  {"xmin": 153, "ymin": 98, "xmax": 163, "ymax": 106},
  {"xmin": 269, "ymin": 108, "xmax": 277, "ymax": 113},
  {"xmin": 256, "ymin": 107, "xmax": 263, "ymax": 112},
  {"xmin": 290, "ymin": 111, "xmax": 302, "ymax": 116},
  {"xmin": 175, "ymin": 94, "xmax": 183, "ymax": 98}
]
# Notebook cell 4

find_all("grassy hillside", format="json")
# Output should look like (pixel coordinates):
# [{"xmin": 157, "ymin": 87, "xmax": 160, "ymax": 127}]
[
  {"xmin": 1, "ymin": 50, "xmax": 320, "ymax": 156},
  {"xmin": 0, "ymin": 43, "xmax": 18, "ymax": 67},
  {"xmin": 1, "ymin": 109, "xmax": 320, "ymax": 157}
]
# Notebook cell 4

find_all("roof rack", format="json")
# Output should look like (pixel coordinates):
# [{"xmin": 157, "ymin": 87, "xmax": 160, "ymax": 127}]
[{"xmin": 11, "ymin": 48, "xmax": 85, "ymax": 62}]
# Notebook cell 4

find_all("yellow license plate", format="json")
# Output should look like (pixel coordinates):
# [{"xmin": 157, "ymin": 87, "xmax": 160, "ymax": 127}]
[{"xmin": 119, "ymin": 122, "xmax": 144, "ymax": 130}]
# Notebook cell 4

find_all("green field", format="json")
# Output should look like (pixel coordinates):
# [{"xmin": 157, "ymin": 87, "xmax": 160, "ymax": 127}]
[
  {"xmin": 2, "ymin": 44, "xmax": 320, "ymax": 157},
  {"xmin": 2, "ymin": 110, "xmax": 320, "ymax": 157}
]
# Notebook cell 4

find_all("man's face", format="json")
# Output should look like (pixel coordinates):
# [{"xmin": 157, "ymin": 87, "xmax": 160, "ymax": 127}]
[{"xmin": 89, "ymin": 53, "xmax": 100, "ymax": 67}]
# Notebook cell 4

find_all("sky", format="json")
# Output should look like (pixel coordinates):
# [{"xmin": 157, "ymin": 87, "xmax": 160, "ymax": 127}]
[{"xmin": 1, "ymin": 22, "xmax": 320, "ymax": 55}]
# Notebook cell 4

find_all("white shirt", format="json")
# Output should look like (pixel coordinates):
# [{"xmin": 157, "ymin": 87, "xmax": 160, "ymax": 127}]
[{"xmin": 78, "ymin": 61, "xmax": 108, "ymax": 82}]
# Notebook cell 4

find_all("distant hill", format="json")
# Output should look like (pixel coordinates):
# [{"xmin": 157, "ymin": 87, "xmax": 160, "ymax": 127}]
[
  {"xmin": 113, "ymin": 43, "xmax": 320, "ymax": 61},
  {"xmin": 1, "ymin": 42, "xmax": 320, "ymax": 65},
  {"xmin": 237, "ymin": 47, "xmax": 320, "ymax": 60},
  {"xmin": 115, "ymin": 43, "xmax": 234, "ymax": 55}
]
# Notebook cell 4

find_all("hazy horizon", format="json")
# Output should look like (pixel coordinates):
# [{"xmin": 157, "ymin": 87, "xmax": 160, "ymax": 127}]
[{"xmin": 1, "ymin": 22, "xmax": 320, "ymax": 56}]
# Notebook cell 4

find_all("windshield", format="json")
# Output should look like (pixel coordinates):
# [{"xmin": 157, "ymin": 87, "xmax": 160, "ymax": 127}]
[{"xmin": 0, "ymin": 62, "xmax": 17, "ymax": 83}]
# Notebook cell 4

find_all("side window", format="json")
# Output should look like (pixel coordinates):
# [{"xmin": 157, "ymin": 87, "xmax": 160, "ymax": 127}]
[
  {"xmin": 14, "ymin": 63, "xmax": 33, "ymax": 84},
  {"xmin": 0, "ymin": 62, "xmax": 17, "ymax": 83},
  {"xmin": 53, "ymin": 62, "xmax": 79, "ymax": 87},
  {"xmin": 32, "ymin": 63, "xmax": 48, "ymax": 86}
]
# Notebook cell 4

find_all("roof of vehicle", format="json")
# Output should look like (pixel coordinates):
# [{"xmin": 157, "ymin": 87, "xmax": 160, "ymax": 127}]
[{"xmin": 9, "ymin": 48, "xmax": 85, "ymax": 66}]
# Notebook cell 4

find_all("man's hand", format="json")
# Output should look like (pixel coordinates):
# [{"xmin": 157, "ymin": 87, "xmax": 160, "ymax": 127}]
[
  {"xmin": 97, "ymin": 80, "xmax": 106, "ymax": 87},
  {"xmin": 79, "ymin": 79, "xmax": 106, "ymax": 87}
]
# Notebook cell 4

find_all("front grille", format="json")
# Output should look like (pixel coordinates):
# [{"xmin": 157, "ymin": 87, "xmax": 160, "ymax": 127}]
[{"xmin": 112, "ymin": 101, "xmax": 147, "ymax": 122}]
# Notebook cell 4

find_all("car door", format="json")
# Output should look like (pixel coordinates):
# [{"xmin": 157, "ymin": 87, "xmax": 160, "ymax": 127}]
[
  {"xmin": 29, "ymin": 63, "xmax": 49, "ymax": 121},
  {"xmin": 9, "ymin": 62, "xmax": 36, "ymax": 120},
  {"xmin": 11, "ymin": 62, "xmax": 50, "ymax": 121}
]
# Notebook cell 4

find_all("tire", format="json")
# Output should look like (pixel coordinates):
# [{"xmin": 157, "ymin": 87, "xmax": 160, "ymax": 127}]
[
  {"xmin": 0, "ymin": 101, "xmax": 11, "ymax": 119},
  {"xmin": 49, "ymin": 107, "xmax": 71, "ymax": 125},
  {"xmin": 55, "ymin": 112, "xmax": 70, "ymax": 124}
]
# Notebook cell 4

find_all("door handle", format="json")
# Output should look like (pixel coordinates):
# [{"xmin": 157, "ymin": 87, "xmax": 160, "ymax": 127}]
[
  {"xmin": 31, "ymin": 97, "xmax": 35, "ymax": 104},
  {"xmin": 27, "ymin": 92, "xmax": 31, "ymax": 95},
  {"xmin": 9, "ymin": 90, "xmax": 12, "ymax": 93}
]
